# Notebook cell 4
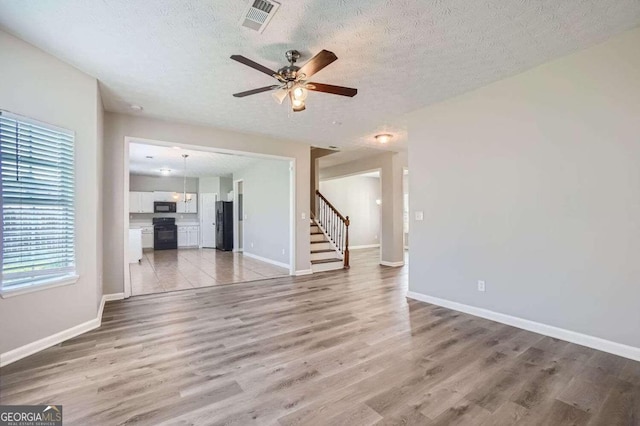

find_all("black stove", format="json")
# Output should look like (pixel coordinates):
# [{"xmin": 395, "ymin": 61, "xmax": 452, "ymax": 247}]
[{"xmin": 153, "ymin": 217, "xmax": 177, "ymax": 250}]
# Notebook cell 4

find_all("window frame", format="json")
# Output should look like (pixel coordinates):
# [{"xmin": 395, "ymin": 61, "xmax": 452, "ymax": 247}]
[{"xmin": 0, "ymin": 110, "xmax": 78, "ymax": 298}]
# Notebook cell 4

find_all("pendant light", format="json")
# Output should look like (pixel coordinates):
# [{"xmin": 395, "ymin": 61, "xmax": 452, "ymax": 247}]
[{"xmin": 182, "ymin": 154, "xmax": 189, "ymax": 209}]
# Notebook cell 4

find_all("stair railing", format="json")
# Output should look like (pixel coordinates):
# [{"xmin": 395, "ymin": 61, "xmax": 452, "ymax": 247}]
[{"xmin": 315, "ymin": 190, "xmax": 350, "ymax": 269}]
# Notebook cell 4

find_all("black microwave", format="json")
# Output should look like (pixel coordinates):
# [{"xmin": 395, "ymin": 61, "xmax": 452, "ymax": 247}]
[{"xmin": 154, "ymin": 201, "xmax": 176, "ymax": 213}]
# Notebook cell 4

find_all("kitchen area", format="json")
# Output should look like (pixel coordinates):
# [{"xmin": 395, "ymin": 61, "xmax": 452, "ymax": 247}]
[{"xmin": 127, "ymin": 142, "xmax": 289, "ymax": 296}]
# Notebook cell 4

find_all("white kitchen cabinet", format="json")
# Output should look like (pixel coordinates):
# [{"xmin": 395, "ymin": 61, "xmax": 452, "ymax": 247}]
[
  {"xmin": 129, "ymin": 192, "xmax": 140, "ymax": 213},
  {"xmin": 187, "ymin": 226, "xmax": 199, "ymax": 246},
  {"xmin": 140, "ymin": 192, "xmax": 155, "ymax": 213},
  {"xmin": 177, "ymin": 227, "xmax": 188, "ymax": 247},
  {"xmin": 129, "ymin": 192, "xmax": 155, "ymax": 213},
  {"xmin": 186, "ymin": 194, "xmax": 197, "ymax": 213},
  {"xmin": 141, "ymin": 226, "xmax": 154, "ymax": 248},
  {"xmin": 177, "ymin": 225, "xmax": 199, "ymax": 248},
  {"xmin": 176, "ymin": 193, "xmax": 198, "ymax": 213}
]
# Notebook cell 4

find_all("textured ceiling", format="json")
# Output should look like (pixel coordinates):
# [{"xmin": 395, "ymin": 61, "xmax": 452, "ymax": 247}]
[
  {"xmin": 1, "ymin": 1, "xmax": 639, "ymax": 152},
  {"xmin": 129, "ymin": 142, "xmax": 262, "ymax": 178}
]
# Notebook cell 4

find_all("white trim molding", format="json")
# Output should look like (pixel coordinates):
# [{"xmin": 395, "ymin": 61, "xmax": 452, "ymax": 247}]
[
  {"xmin": 406, "ymin": 291, "xmax": 640, "ymax": 362},
  {"xmin": 0, "ymin": 292, "xmax": 125, "ymax": 367},
  {"xmin": 295, "ymin": 269, "xmax": 313, "ymax": 276},
  {"xmin": 380, "ymin": 260, "xmax": 405, "ymax": 267},
  {"xmin": 242, "ymin": 252, "xmax": 290, "ymax": 270},
  {"xmin": 350, "ymin": 244, "xmax": 380, "ymax": 250}
]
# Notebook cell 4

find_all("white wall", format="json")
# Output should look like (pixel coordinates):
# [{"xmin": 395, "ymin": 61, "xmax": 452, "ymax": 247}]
[
  {"xmin": 320, "ymin": 151, "xmax": 407, "ymax": 265},
  {"xmin": 407, "ymin": 27, "xmax": 640, "ymax": 351},
  {"xmin": 199, "ymin": 176, "xmax": 221, "ymax": 195},
  {"xmin": 0, "ymin": 30, "xmax": 103, "ymax": 355},
  {"xmin": 320, "ymin": 175, "xmax": 381, "ymax": 247},
  {"xmin": 130, "ymin": 174, "xmax": 198, "ymax": 193},
  {"xmin": 234, "ymin": 160, "xmax": 291, "ymax": 266},
  {"xmin": 220, "ymin": 177, "xmax": 233, "ymax": 201},
  {"xmin": 103, "ymin": 112, "xmax": 310, "ymax": 294}
]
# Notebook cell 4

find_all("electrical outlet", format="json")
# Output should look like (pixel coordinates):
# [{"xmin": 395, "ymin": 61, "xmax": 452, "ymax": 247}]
[
  {"xmin": 477, "ymin": 280, "xmax": 486, "ymax": 292},
  {"xmin": 282, "ymin": 249, "xmax": 285, "ymax": 255},
  {"xmin": 301, "ymin": 212, "xmax": 306, "ymax": 220},
  {"xmin": 415, "ymin": 211, "xmax": 424, "ymax": 221},
  {"xmin": 250, "ymin": 242, "xmax": 254, "ymax": 248}
]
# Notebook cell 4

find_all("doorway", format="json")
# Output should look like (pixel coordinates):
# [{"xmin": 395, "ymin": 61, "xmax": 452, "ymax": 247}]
[
  {"xmin": 200, "ymin": 192, "xmax": 218, "ymax": 248},
  {"xmin": 318, "ymin": 169, "xmax": 382, "ymax": 258},
  {"xmin": 235, "ymin": 181, "xmax": 244, "ymax": 251},
  {"xmin": 124, "ymin": 139, "xmax": 295, "ymax": 297}
]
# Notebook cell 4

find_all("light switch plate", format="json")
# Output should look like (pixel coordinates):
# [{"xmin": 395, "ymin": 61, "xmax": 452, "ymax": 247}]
[
  {"xmin": 301, "ymin": 212, "xmax": 306, "ymax": 220},
  {"xmin": 415, "ymin": 211, "xmax": 424, "ymax": 221}
]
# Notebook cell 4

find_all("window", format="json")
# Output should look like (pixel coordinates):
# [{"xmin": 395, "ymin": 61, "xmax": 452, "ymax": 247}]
[{"xmin": 0, "ymin": 111, "xmax": 76, "ymax": 295}]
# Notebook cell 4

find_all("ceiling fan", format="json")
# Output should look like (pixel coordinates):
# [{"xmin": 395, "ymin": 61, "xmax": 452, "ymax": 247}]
[{"xmin": 230, "ymin": 49, "xmax": 357, "ymax": 112}]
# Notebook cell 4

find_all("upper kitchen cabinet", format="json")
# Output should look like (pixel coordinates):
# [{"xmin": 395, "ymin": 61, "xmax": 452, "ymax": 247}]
[
  {"xmin": 129, "ymin": 191, "xmax": 155, "ymax": 213},
  {"xmin": 177, "ymin": 193, "xmax": 198, "ymax": 213}
]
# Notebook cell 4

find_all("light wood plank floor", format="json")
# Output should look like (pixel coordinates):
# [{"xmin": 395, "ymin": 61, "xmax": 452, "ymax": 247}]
[
  {"xmin": 1, "ymin": 249, "xmax": 639, "ymax": 425},
  {"xmin": 130, "ymin": 249, "xmax": 289, "ymax": 296}
]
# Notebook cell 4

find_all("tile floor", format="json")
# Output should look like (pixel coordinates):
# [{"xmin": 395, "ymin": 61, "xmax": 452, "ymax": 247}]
[{"xmin": 129, "ymin": 248, "xmax": 290, "ymax": 296}]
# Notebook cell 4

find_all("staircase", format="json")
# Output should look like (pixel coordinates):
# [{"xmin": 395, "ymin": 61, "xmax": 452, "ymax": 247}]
[
  {"xmin": 310, "ymin": 219, "xmax": 344, "ymax": 272},
  {"xmin": 310, "ymin": 190, "xmax": 350, "ymax": 273}
]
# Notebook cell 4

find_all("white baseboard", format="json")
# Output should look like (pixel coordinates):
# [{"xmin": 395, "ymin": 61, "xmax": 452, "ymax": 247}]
[
  {"xmin": 242, "ymin": 252, "xmax": 290, "ymax": 269},
  {"xmin": 406, "ymin": 291, "xmax": 640, "ymax": 362},
  {"xmin": 350, "ymin": 244, "xmax": 380, "ymax": 250},
  {"xmin": 295, "ymin": 269, "xmax": 313, "ymax": 276},
  {"xmin": 0, "ymin": 292, "xmax": 124, "ymax": 367},
  {"xmin": 380, "ymin": 260, "xmax": 405, "ymax": 267}
]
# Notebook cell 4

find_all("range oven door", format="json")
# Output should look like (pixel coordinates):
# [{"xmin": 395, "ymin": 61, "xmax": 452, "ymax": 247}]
[
  {"xmin": 154, "ymin": 202, "xmax": 177, "ymax": 213},
  {"xmin": 154, "ymin": 226, "xmax": 177, "ymax": 250}
]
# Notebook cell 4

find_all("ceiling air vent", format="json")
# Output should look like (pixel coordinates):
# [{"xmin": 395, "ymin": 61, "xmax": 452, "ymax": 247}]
[{"xmin": 240, "ymin": 0, "xmax": 281, "ymax": 33}]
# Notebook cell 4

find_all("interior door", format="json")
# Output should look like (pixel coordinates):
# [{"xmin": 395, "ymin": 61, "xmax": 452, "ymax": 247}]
[{"xmin": 201, "ymin": 193, "xmax": 218, "ymax": 248}]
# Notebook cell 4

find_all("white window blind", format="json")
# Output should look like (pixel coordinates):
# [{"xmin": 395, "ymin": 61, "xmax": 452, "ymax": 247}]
[{"xmin": 0, "ymin": 110, "xmax": 76, "ymax": 292}]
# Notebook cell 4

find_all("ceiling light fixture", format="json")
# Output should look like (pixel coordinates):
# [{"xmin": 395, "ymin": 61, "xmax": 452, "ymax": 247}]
[
  {"xmin": 182, "ymin": 154, "xmax": 191, "ymax": 205},
  {"xmin": 130, "ymin": 104, "xmax": 143, "ymax": 111},
  {"xmin": 160, "ymin": 168, "xmax": 171, "ymax": 175},
  {"xmin": 289, "ymin": 90, "xmax": 306, "ymax": 112},
  {"xmin": 172, "ymin": 146, "xmax": 181, "ymax": 150},
  {"xmin": 375, "ymin": 133, "xmax": 393, "ymax": 144}
]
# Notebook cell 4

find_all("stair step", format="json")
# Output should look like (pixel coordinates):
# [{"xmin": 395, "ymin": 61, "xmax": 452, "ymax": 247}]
[
  {"xmin": 311, "ymin": 234, "xmax": 327, "ymax": 242},
  {"xmin": 311, "ymin": 258, "xmax": 343, "ymax": 265},
  {"xmin": 310, "ymin": 232, "xmax": 324, "ymax": 235},
  {"xmin": 311, "ymin": 248, "xmax": 335, "ymax": 253}
]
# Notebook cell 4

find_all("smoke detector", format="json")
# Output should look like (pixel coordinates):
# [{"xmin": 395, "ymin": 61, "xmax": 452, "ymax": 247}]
[{"xmin": 240, "ymin": 0, "xmax": 281, "ymax": 33}]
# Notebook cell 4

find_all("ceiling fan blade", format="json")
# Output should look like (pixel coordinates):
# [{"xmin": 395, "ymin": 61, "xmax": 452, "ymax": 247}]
[
  {"xmin": 305, "ymin": 82, "xmax": 358, "ymax": 97},
  {"xmin": 298, "ymin": 50, "xmax": 338, "ymax": 78},
  {"xmin": 272, "ymin": 87, "xmax": 289, "ymax": 104},
  {"xmin": 233, "ymin": 85, "xmax": 280, "ymax": 98},
  {"xmin": 230, "ymin": 55, "xmax": 278, "ymax": 78}
]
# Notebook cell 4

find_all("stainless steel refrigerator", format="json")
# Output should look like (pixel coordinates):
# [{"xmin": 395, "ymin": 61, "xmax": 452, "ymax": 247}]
[{"xmin": 215, "ymin": 201, "xmax": 233, "ymax": 251}]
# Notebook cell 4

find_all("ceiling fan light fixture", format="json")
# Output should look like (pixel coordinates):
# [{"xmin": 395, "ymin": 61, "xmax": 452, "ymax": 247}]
[
  {"xmin": 375, "ymin": 133, "xmax": 393, "ymax": 144},
  {"xmin": 272, "ymin": 87, "xmax": 288, "ymax": 104},
  {"xmin": 292, "ymin": 86, "xmax": 308, "ymax": 101}
]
